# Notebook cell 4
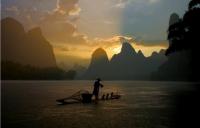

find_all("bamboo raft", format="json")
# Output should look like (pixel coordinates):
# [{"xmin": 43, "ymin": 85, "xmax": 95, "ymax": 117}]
[{"xmin": 56, "ymin": 90, "xmax": 121, "ymax": 105}]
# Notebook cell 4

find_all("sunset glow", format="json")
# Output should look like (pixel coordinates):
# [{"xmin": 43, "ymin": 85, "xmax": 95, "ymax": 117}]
[
  {"xmin": 2, "ymin": 1, "xmax": 198, "ymax": 127},
  {"xmin": 2, "ymin": 0, "xmax": 187, "ymax": 67}
]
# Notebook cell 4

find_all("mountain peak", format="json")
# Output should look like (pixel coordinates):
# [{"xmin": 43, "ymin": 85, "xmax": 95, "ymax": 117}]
[
  {"xmin": 151, "ymin": 51, "xmax": 159, "ymax": 56},
  {"xmin": 91, "ymin": 48, "xmax": 109, "ymax": 65},
  {"xmin": 159, "ymin": 49, "xmax": 166, "ymax": 55},
  {"xmin": 137, "ymin": 50, "xmax": 145, "ymax": 57},
  {"xmin": 84, "ymin": 48, "xmax": 109, "ymax": 79},
  {"xmin": 120, "ymin": 42, "xmax": 136, "ymax": 55},
  {"xmin": 1, "ymin": 17, "xmax": 25, "ymax": 36},
  {"xmin": 151, "ymin": 49, "xmax": 166, "ymax": 57},
  {"xmin": 1, "ymin": 18, "xmax": 57, "ymax": 68},
  {"xmin": 1, "ymin": 17, "xmax": 23, "ymax": 27},
  {"xmin": 92, "ymin": 48, "xmax": 108, "ymax": 59}
]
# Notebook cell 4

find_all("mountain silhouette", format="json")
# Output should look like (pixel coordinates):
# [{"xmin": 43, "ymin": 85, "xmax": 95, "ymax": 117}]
[
  {"xmin": 109, "ymin": 42, "xmax": 146, "ymax": 80},
  {"xmin": 83, "ymin": 48, "xmax": 109, "ymax": 79},
  {"xmin": 82, "ymin": 42, "xmax": 166, "ymax": 80},
  {"xmin": 121, "ymin": 42, "xmax": 137, "ymax": 55},
  {"xmin": 153, "ymin": 0, "xmax": 200, "ymax": 81},
  {"xmin": 137, "ymin": 50, "xmax": 145, "ymax": 58},
  {"xmin": 1, "ymin": 17, "xmax": 57, "ymax": 68}
]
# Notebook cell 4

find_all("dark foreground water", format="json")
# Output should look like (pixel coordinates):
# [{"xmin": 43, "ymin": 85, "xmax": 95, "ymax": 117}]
[{"xmin": 1, "ymin": 81, "xmax": 197, "ymax": 128}]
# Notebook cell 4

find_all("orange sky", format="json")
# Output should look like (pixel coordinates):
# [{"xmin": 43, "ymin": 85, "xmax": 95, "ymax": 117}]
[
  {"xmin": 3, "ymin": 0, "xmax": 179, "ymax": 68},
  {"xmin": 53, "ymin": 35, "xmax": 168, "ymax": 63}
]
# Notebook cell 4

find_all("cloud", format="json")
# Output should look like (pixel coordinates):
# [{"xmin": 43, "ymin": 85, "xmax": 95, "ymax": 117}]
[
  {"xmin": 2, "ymin": 0, "xmax": 81, "ymax": 36},
  {"xmin": 53, "ymin": 0, "xmax": 81, "ymax": 17},
  {"xmin": 69, "ymin": 6, "xmax": 81, "ymax": 16},
  {"xmin": 134, "ymin": 41, "xmax": 168, "ymax": 47},
  {"xmin": 36, "ymin": 0, "xmax": 85, "ymax": 45},
  {"xmin": 148, "ymin": 0, "xmax": 160, "ymax": 4},
  {"xmin": 55, "ymin": 0, "xmax": 79, "ymax": 15},
  {"xmin": 91, "ymin": 35, "xmax": 167, "ymax": 48},
  {"xmin": 114, "ymin": 0, "xmax": 128, "ymax": 8},
  {"xmin": 54, "ymin": 45, "xmax": 69, "ymax": 53},
  {"xmin": 48, "ymin": 30, "xmax": 167, "ymax": 56},
  {"xmin": 2, "ymin": 0, "xmax": 172, "ymax": 60},
  {"xmin": 41, "ymin": 0, "xmax": 80, "ymax": 23},
  {"xmin": 2, "ymin": 0, "xmax": 87, "ymax": 55},
  {"xmin": 5, "ymin": 6, "xmax": 19, "ymax": 13}
]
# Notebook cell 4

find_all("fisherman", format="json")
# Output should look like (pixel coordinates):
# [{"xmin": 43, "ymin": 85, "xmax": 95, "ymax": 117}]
[{"xmin": 93, "ymin": 78, "xmax": 103, "ymax": 103}]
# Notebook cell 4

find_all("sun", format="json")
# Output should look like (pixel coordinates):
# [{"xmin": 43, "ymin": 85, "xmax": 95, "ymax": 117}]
[
  {"xmin": 112, "ymin": 46, "xmax": 122, "ymax": 54},
  {"xmin": 104, "ymin": 45, "xmax": 122, "ymax": 59}
]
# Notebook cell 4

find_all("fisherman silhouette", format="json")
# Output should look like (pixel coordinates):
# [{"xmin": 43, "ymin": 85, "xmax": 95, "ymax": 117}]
[{"xmin": 93, "ymin": 78, "xmax": 103, "ymax": 103}]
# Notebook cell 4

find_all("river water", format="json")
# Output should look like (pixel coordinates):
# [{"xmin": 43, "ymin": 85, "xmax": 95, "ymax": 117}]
[{"xmin": 1, "ymin": 80, "xmax": 196, "ymax": 128}]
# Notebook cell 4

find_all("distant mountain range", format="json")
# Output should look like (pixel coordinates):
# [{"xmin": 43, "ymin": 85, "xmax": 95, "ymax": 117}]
[
  {"xmin": 82, "ymin": 42, "xmax": 167, "ymax": 80},
  {"xmin": 151, "ymin": 50, "xmax": 193, "ymax": 81},
  {"xmin": 1, "ymin": 18, "xmax": 78, "ymax": 80},
  {"xmin": 3, "ymin": 17, "xmax": 187, "ymax": 81},
  {"xmin": 1, "ymin": 17, "xmax": 57, "ymax": 68}
]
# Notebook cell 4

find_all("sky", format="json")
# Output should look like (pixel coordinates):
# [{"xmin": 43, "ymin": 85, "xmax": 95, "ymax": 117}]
[{"xmin": 1, "ymin": 0, "xmax": 189, "ymax": 68}]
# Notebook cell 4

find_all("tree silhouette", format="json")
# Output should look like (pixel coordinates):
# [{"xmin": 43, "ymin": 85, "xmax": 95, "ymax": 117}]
[
  {"xmin": 166, "ymin": 0, "xmax": 200, "ymax": 55},
  {"xmin": 165, "ymin": 0, "xmax": 200, "ymax": 81},
  {"xmin": 188, "ymin": 0, "xmax": 200, "ymax": 10},
  {"xmin": 1, "ymin": 61, "xmax": 77, "ymax": 80},
  {"xmin": 166, "ymin": 19, "xmax": 185, "ymax": 55}
]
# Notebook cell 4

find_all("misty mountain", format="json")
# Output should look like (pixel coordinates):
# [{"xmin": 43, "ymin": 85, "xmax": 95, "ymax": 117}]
[
  {"xmin": 82, "ymin": 42, "xmax": 167, "ymax": 80},
  {"xmin": 1, "ymin": 61, "xmax": 77, "ymax": 80},
  {"xmin": 151, "ymin": 50, "xmax": 192, "ymax": 81},
  {"xmin": 57, "ymin": 55, "xmax": 90, "ymax": 71},
  {"xmin": 1, "ymin": 17, "xmax": 57, "ymax": 68},
  {"xmin": 70, "ymin": 64, "xmax": 87, "ymax": 79}
]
